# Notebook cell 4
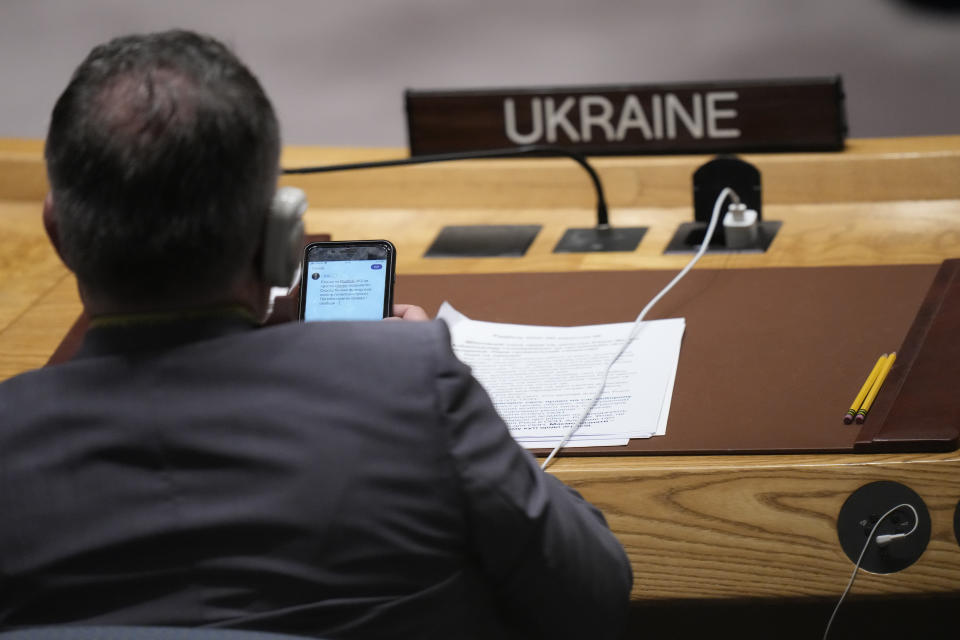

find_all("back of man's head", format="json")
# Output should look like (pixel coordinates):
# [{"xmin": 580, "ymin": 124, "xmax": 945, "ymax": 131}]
[{"xmin": 45, "ymin": 30, "xmax": 280, "ymax": 307}]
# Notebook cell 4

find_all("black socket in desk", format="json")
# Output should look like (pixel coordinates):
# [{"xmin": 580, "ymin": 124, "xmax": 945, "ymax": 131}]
[{"xmin": 837, "ymin": 480, "xmax": 931, "ymax": 574}]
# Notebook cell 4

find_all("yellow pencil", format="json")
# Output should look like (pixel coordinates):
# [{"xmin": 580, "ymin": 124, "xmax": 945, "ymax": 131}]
[
  {"xmin": 843, "ymin": 355, "xmax": 888, "ymax": 424},
  {"xmin": 855, "ymin": 352, "xmax": 897, "ymax": 424}
]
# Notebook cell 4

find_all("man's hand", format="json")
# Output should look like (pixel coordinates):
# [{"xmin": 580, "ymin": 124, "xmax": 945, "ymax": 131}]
[{"xmin": 386, "ymin": 303, "xmax": 430, "ymax": 322}]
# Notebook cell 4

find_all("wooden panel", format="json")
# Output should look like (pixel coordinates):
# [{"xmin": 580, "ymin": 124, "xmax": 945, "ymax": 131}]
[
  {"xmin": 0, "ymin": 200, "xmax": 69, "ymax": 333},
  {"xmin": 550, "ymin": 452, "xmax": 960, "ymax": 599},
  {"xmin": 0, "ymin": 273, "xmax": 80, "ymax": 381},
  {"xmin": 297, "ymin": 199, "xmax": 960, "ymax": 274},
  {"xmin": 0, "ymin": 138, "xmax": 47, "ymax": 202},
  {"xmin": 277, "ymin": 137, "xmax": 960, "ymax": 210},
  {"xmin": 4, "ymin": 136, "xmax": 960, "ymax": 207}
]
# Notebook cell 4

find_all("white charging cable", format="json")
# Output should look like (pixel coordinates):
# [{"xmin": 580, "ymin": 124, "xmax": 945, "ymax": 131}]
[
  {"xmin": 540, "ymin": 187, "xmax": 740, "ymax": 469},
  {"xmin": 822, "ymin": 502, "xmax": 920, "ymax": 640}
]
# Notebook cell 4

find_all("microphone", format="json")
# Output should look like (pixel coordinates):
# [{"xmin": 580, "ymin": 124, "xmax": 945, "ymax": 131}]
[{"xmin": 282, "ymin": 145, "xmax": 647, "ymax": 255}]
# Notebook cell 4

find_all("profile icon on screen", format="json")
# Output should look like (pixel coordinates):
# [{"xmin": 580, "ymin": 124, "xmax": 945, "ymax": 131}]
[{"xmin": 311, "ymin": 272, "xmax": 320, "ymax": 280}]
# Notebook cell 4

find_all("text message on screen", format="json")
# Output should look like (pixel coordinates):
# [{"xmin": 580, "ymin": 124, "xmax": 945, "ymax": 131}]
[{"xmin": 303, "ymin": 259, "xmax": 387, "ymax": 321}]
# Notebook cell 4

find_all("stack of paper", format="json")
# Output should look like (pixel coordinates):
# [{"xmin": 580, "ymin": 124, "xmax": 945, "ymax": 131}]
[{"xmin": 438, "ymin": 302, "xmax": 686, "ymax": 449}]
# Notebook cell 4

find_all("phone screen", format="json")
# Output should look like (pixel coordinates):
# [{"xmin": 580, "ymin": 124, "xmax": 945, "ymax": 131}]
[{"xmin": 299, "ymin": 241, "xmax": 395, "ymax": 322}]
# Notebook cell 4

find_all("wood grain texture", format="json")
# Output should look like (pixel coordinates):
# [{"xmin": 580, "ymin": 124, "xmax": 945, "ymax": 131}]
[
  {"xmin": 295, "ymin": 200, "xmax": 960, "ymax": 275},
  {"xmin": 2, "ymin": 136, "xmax": 960, "ymax": 602},
  {"xmin": 548, "ymin": 453, "xmax": 960, "ymax": 599},
  {"xmin": 0, "ymin": 138, "xmax": 46, "ymax": 203},
  {"xmin": 0, "ymin": 200, "xmax": 70, "ymax": 332},
  {"xmin": 276, "ymin": 137, "xmax": 960, "ymax": 210},
  {"xmin": 4, "ymin": 136, "xmax": 960, "ymax": 206},
  {"xmin": 0, "ymin": 272, "xmax": 80, "ymax": 381}
]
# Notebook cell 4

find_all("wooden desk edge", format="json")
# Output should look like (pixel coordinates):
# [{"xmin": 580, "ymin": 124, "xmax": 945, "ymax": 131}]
[{"xmin": 4, "ymin": 135, "xmax": 960, "ymax": 206}]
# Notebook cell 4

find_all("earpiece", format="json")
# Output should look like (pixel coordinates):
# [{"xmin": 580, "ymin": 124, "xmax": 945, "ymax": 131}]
[
  {"xmin": 875, "ymin": 533, "xmax": 909, "ymax": 546},
  {"xmin": 262, "ymin": 186, "xmax": 307, "ymax": 288},
  {"xmin": 874, "ymin": 504, "xmax": 919, "ymax": 547}
]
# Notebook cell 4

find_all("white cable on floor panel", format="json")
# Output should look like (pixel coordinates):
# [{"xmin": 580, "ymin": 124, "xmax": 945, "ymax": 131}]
[{"xmin": 540, "ymin": 187, "xmax": 740, "ymax": 470}]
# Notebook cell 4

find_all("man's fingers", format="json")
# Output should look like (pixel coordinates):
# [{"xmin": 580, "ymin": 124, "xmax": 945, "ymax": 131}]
[{"xmin": 389, "ymin": 303, "xmax": 430, "ymax": 321}]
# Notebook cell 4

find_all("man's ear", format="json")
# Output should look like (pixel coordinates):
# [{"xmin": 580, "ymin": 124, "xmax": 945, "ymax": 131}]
[{"xmin": 43, "ymin": 192, "xmax": 69, "ymax": 265}]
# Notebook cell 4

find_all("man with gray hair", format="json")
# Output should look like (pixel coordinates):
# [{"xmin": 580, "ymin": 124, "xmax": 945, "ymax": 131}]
[{"xmin": 0, "ymin": 30, "xmax": 632, "ymax": 639}]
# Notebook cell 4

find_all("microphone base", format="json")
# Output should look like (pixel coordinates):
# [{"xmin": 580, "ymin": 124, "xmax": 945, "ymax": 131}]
[{"xmin": 553, "ymin": 226, "xmax": 647, "ymax": 253}]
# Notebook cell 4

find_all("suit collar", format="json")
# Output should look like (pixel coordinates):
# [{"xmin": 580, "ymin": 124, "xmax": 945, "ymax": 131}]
[{"xmin": 76, "ymin": 306, "xmax": 259, "ymax": 358}]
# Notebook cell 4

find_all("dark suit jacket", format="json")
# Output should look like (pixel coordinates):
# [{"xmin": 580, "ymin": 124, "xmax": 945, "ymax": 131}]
[{"xmin": 0, "ymin": 315, "xmax": 632, "ymax": 639}]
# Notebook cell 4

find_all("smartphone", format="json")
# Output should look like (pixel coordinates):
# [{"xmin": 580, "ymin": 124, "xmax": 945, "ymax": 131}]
[{"xmin": 298, "ymin": 240, "xmax": 396, "ymax": 322}]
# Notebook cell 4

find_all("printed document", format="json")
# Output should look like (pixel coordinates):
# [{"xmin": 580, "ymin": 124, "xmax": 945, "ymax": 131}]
[{"xmin": 437, "ymin": 302, "xmax": 685, "ymax": 449}]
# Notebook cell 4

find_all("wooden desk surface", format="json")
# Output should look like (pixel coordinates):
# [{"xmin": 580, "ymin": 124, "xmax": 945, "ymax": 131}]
[{"xmin": 2, "ymin": 136, "xmax": 960, "ymax": 602}]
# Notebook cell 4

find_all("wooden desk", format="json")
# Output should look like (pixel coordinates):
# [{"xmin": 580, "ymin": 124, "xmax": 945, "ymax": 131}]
[{"xmin": 3, "ymin": 137, "xmax": 960, "ymax": 623}]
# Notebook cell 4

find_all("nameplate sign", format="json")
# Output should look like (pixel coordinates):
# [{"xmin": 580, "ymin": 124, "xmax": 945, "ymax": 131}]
[{"xmin": 405, "ymin": 77, "xmax": 846, "ymax": 156}]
